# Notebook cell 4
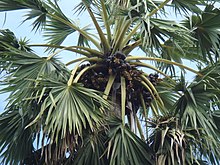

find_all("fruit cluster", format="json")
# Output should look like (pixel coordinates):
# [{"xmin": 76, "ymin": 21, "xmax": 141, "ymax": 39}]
[
  {"xmin": 127, "ymin": 73, "xmax": 159, "ymax": 112},
  {"xmin": 78, "ymin": 51, "xmax": 160, "ymax": 114},
  {"xmin": 105, "ymin": 51, "xmax": 131, "ymax": 75},
  {"xmin": 148, "ymin": 73, "xmax": 159, "ymax": 86},
  {"xmin": 78, "ymin": 64, "xmax": 109, "ymax": 91}
]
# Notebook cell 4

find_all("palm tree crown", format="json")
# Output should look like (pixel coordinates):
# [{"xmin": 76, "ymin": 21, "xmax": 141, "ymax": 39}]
[{"xmin": 0, "ymin": 0, "xmax": 220, "ymax": 164}]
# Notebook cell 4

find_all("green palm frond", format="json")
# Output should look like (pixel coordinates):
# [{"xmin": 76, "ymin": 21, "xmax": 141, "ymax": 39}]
[
  {"xmin": 161, "ymin": 39, "xmax": 206, "ymax": 64},
  {"xmin": 74, "ymin": 117, "xmax": 155, "ymax": 165},
  {"xmin": 158, "ymin": 39, "xmax": 203, "ymax": 75},
  {"xmin": 44, "ymin": 18, "xmax": 75, "ymax": 51},
  {"xmin": 31, "ymin": 80, "xmax": 109, "ymax": 137},
  {"xmin": 148, "ymin": 116, "xmax": 186, "ymax": 165},
  {"xmin": 25, "ymin": 80, "xmax": 110, "ymax": 163},
  {"xmin": 0, "ymin": 29, "xmax": 19, "ymax": 50},
  {"xmin": 0, "ymin": 0, "xmax": 100, "ymax": 50},
  {"xmin": 0, "ymin": 0, "xmax": 48, "ymax": 31},
  {"xmin": 0, "ymin": 33, "xmax": 110, "ymax": 164},
  {"xmin": 0, "ymin": 0, "xmax": 25, "ymax": 11},
  {"xmin": 73, "ymin": 130, "xmax": 109, "ymax": 165},
  {"xmin": 172, "ymin": 71, "xmax": 220, "ymax": 163},
  {"xmin": 77, "ymin": 25, "xmax": 92, "ymax": 47},
  {"xmin": 106, "ymin": 118, "xmax": 154, "ymax": 165},
  {"xmin": 23, "ymin": 7, "xmax": 47, "ymax": 31},
  {"xmin": 0, "ymin": 108, "xmax": 34, "ymax": 165},
  {"xmin": 140, "ymin": 18, "xmax": 194, "ymax": 53},
  {"xmin": 182, "ymin": 5, "xmax": 220, "ymax": 63},
  {"xmin": 155, "ymin": 79, "xmax": 180, "ymax": 111},
  {"xmin": 18, "ymin": 37, "xmax": 32, "ymax": 52},
  {"xmin": 0, "ymin": 38, "xmax": 110, "ymax": 164},
  {"xmin": 0, "ymin": 29, "xmax": 32, "ymax": 52},
  {"xmin": 175, "ymin": 81, "xmax": 216, "ymax": 133},
  {"xmin": 171, "ymin": 0, "xmax": 204, "ymax": 14},
  {"xmin": 0, "ymin": 0, "xmax": 46, "ymax": 11},
  {"xmin": 74, "ymin": 0, "xmax": 95, "ymax": 15},
  {"xmin": 0, "ymin": 44, "xmax": 68, "ymax": 80},
  {"xmin": 43, "ymin": 0, "xmax": 77, "ymax": 51}
]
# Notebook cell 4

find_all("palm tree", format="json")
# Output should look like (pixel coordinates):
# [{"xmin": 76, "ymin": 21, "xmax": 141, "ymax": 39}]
[{"xmin": 0, "ymin": 0, "xmax": 220, "ymax": 164}]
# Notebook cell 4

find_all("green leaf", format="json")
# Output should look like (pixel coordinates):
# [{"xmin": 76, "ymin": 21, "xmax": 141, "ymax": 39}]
[
  {"xmin": 0, "ymin": 0, "xmax": 48, "ymax": 31},
  {"xmin": 182, "ymin": 5, "xmax": 220, "ymax": 63},
  {"xmin": 73, "ymin": 130, "xmax": 109, "ymax": 165},
  {"xmin": 171, "ymin": 0, "xmax": 203, "ymax": 14},
  {"xmin": 43, "ymin": 0, "xmax": 76, "ymax": 51},
  {"xmin": 0, "ymin": 108, "xmax": 34, "ymax": 165},
  {"xmin": 31, "ymin": 81, "xmax": 110, "ymax": 139},
  {"xmin": 107, "ymin": 118, "xmax": 154, "ymax": 165}
]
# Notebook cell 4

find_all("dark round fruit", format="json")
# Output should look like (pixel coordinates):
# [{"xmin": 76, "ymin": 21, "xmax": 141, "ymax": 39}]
[
  {"xmin": 154, "ymin": 74, "xmax": 159, "ymax": 78},
  {"xmin": 115, "ymin": 51, "xmax": 126, "ymax": 60}
]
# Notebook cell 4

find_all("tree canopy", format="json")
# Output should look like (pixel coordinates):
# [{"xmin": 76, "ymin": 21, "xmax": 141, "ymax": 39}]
[{"xmin": 0, "ymin": 0, "xmax": 220, "ymax": 164}]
